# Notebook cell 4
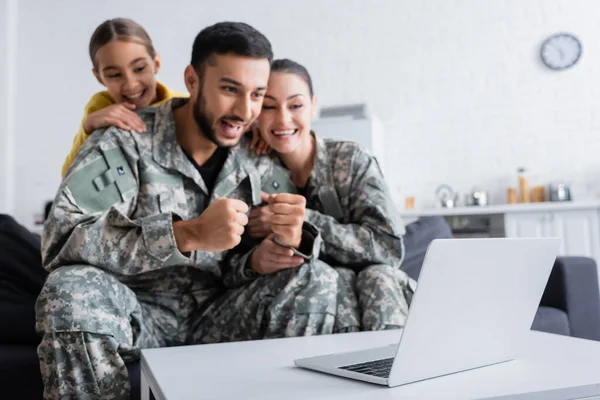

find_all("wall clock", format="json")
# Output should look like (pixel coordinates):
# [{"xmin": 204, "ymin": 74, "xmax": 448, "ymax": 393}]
[{"xmin": 540, "ymin": 33, "xmax": 582, "ymax": 70}]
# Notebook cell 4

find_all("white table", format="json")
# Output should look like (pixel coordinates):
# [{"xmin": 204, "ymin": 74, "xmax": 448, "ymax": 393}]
[{"xmin": 141, "ymin": 330, "xmax": 600, "ymax": 399}]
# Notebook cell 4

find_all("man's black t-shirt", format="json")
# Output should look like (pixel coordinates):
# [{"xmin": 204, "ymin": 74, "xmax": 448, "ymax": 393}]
[{"xmin": 183, "ymin": 147, "xmax": 229, "ymax": 195}]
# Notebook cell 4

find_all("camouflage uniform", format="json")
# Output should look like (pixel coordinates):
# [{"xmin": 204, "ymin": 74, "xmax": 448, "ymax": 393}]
[
  {"xmin": 305, "ymin": 135, "xmax": 417, "ymax": 331},
  {"xmin": 36, "ymin": 99, "xmax": 339, "ymax": 399},
  {"xmin": 228, "ymin": 134, "xmax": 416, "ymax": 332}
]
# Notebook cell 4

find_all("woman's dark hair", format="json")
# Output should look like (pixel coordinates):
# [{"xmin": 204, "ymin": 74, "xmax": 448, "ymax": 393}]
[
  {"xmin": 271, "ymin": 59, "xmax": 314, "ymax": 96},
  {"xmin": 89, "ymin": 18, "xmax": 156, "ymax": 70}
]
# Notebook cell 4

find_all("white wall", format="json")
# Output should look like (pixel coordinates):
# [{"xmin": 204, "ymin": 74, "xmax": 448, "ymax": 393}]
[
  {"xmin": 0, "ymin": 0, "xmax": 17, "ymax": 215},
  {"xmin": 0, "ymin": 2, "xmax": 7, "ymax": 214},
  {"xmin": 5, "ymin": 0, "xmax": 600, "ymax": 226}
]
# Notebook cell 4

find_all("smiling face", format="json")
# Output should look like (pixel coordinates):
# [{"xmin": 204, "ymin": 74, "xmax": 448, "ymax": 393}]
[
  {"xmin": 184, "ymin": 52, "xmax": 271, "ymax": 147},
  {"xmin": 93, "ymin": 39, "xmax": 160, "ymax": 107},
  {"xmin": 256, "ymin": 71, "xmax": 317, "ymax": 154}
]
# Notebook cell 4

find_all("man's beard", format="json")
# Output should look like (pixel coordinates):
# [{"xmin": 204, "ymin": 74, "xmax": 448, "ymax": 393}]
[{"xmin": 193, "ymin": 88, "xmax": 245, "ymax": 148}]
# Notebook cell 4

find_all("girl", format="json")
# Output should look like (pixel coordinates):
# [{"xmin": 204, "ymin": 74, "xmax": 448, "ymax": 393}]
[
  {"xmin": 61, "ymin": 18, "xmax": 187, "ymax": 176},
  {"xmin": 249, "ymin": 59, "xmax": 416, "ymax": 332}
]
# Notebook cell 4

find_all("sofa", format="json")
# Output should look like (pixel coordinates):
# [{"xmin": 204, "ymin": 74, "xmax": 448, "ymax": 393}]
[{"xmin": 1, "ymin": 214, "xmax": 600, "ymax": 399}]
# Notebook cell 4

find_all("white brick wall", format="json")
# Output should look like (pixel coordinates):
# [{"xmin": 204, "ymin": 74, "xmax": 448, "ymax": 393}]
[
  {"xmin": 0, "ymin": 0, "xmax": 17, "ymax": 215},
  {"xmin": 0, "ymin": 2, "xmax": 10, "ymax": 213},
  {"xmin": 4, "ymin": 0, "xmax": 600, "ymax": 226},
  {"xmin": 0, "ymin": 1, "xmax": 7, "ymax": 214}
]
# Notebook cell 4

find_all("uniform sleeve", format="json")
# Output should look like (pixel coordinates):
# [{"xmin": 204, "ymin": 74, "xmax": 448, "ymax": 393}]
[
  {"xmin": 221, "ymin": 222, "xmax": 322, "ymax": 288},
  {"xmin": 305, "ymin": 147, "xmax": 405, "ymax": 270},
  {"xmin": 61, "ymin": 93, "xmax": 114, "ymax": 177},
  {"xmin": 45, "ymin": 129, "xmax": 192, "ymax": 276},
  {"xmin": 221, "ymin": 241, "xmax": 259, "ymax": 288}
]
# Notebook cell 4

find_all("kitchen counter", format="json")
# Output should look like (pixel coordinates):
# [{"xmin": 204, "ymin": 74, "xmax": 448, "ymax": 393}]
[
  {"xmin": 398, "ymin": 200, "xmax": 600, "ymax": 289},
  {"xmin": 398, "ymin": 200, "xmax": 600, "ymax": 218}
]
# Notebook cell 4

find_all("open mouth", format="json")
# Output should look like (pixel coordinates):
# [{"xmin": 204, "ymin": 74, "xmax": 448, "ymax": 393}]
[
  {"xmin": 220, "ymin": 119, "xmax": 245, "ymax": 137},
  {"xmin": 123, "ymin": 89, "xmax": 146, "ymax": 102},
  {"xmin": 271, "ymin": 129, "xmax": 298, "ymax": 137}
]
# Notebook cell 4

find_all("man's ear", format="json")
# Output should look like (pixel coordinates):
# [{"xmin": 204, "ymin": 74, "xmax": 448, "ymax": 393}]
[
  {"xmin": 93, "ymin": 68, "xmax": 105, "ymax": 87},
  {"xmin": 184, "ymin": 65, "xmax": 199, "ymax": 95}
]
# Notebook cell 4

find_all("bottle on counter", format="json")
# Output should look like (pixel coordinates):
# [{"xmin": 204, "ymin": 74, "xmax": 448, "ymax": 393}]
[
  {"xmin": 507, "ymin": 187, "xmax": 517, "ymax": 204},
  {"xmin": 518, "ymin": 167, "xmax": 529, "ymax": 203},
  {"xmin": 531, "ymin": 185, "xmax": 546, "ymax": 202}
]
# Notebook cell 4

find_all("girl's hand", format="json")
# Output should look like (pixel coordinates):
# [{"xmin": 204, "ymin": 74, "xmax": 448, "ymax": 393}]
[{"xmin": 83, "ymin": 103, "xmax": 147, "ymax": 134}]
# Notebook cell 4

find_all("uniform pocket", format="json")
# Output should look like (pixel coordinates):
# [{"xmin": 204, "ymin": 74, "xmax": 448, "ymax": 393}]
[{"xmin": 139, "ymin": 170, "xmax": 187, "ymax": 218}]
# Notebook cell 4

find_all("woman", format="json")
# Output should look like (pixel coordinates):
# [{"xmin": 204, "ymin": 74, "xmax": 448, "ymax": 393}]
[
  {"xmin": 61, "ymin": 18, "xmax": 187, "ymax": 177},
  {"xmin": 248, "ymin": 59, "xmax": 416, "ymax": 331}
]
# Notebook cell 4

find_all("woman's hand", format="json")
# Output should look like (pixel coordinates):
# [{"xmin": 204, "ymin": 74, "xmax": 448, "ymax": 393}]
[
  {"xmin": 249, "ymin": 234, "xmax": 304, "ymax": 275},
  {"xmin": 83, "ymin": 103, "xmax": 147, "ymax": 134},
  {"xmin": 267, "ymin": 192, "xmax": 306, "ymax": 249},
  {"xmin": 249, "ymin": 125, "xmax": 272, "ymax": 155}
]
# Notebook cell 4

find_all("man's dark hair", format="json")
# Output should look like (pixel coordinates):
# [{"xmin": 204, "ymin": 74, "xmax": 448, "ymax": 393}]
[
  {"xmin": 190, "ymin": 22, "xmax": 273, "ymax": 76},
  {"xmin": 271, "ymin": 58, "xmax": 314, "ymax": 97}
]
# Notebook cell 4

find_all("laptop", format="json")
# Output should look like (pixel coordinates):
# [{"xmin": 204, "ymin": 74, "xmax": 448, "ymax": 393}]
[{"xmin": 294, "ymin": 237, "xmax": 561, "ymax": 387}]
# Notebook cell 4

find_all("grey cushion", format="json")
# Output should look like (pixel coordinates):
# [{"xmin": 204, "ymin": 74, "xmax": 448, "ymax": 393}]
[
  {"xmin": 532, "ymin": 306, "xmax": 570, "ymax": 336},
  {"xmin": 401, "ymin": 216, "xmax": 453, "ymax": 280}
]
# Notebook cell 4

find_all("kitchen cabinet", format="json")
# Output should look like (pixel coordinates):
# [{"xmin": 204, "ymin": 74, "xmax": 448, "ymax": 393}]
[
  {"xmin": 504, "ymin": 209, "xmax": 600, "ymax": 260},
  {"xmin": 504, "ymin": 211, "xmax": 553, "ymax": 239}
]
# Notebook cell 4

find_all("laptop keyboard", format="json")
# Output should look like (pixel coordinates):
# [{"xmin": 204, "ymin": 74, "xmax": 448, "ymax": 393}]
[{"xmin": 338, "ymin": 357, "xmax": 394, "ymax": 378}]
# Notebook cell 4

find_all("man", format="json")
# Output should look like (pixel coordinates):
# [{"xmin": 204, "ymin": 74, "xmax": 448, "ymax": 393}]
[{"xmin": 36, "ymin": 22, "xmax": 339, "ymax": 399}]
